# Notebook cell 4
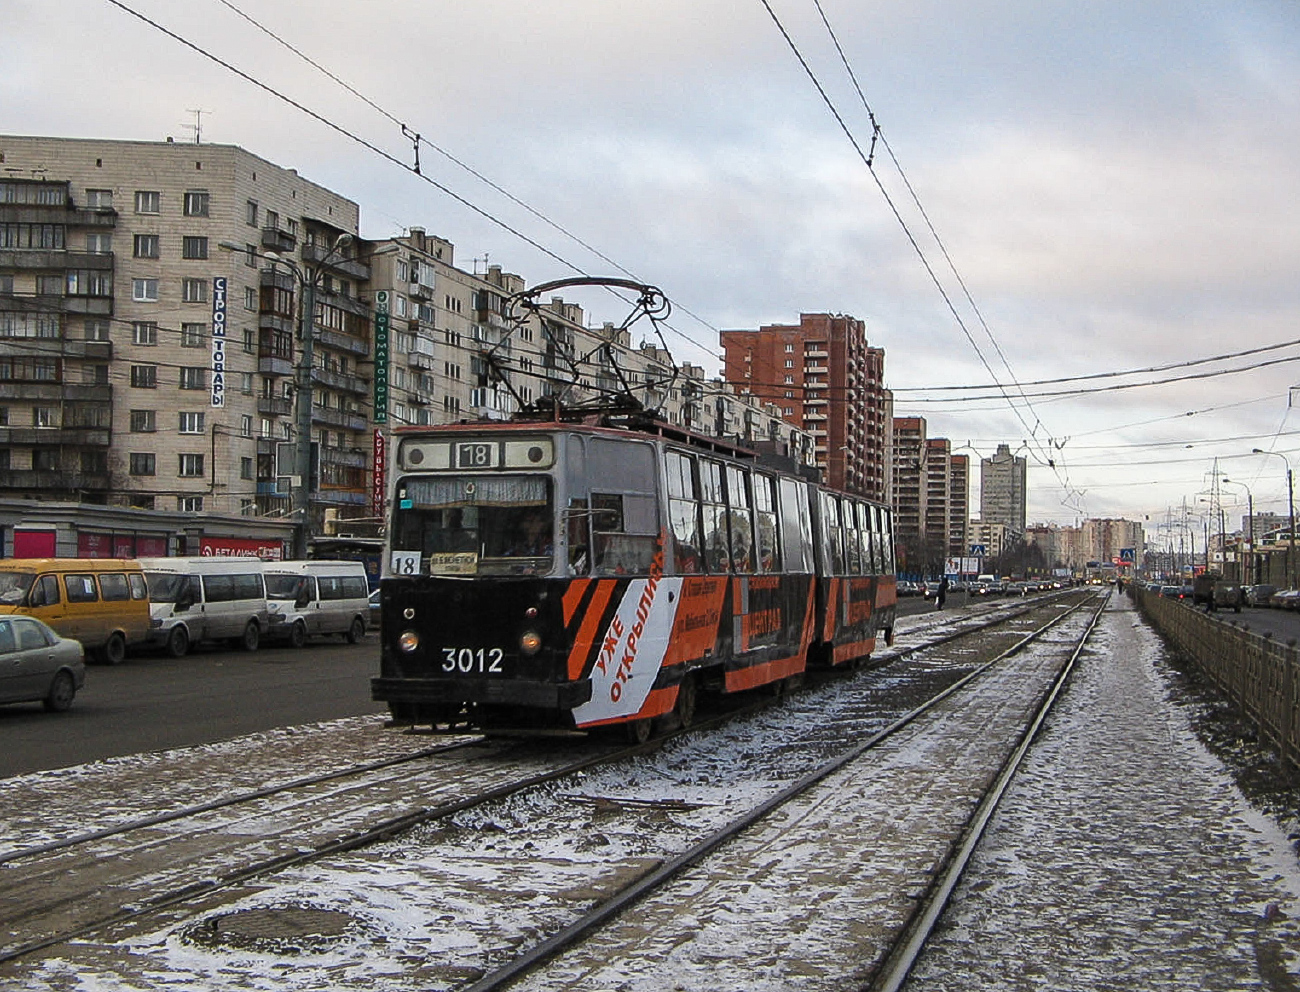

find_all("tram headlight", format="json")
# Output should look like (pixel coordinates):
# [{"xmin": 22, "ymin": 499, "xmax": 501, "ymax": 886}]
[
  {"xmin": 520, "ymin": 630, "xmax": 542, "ymax": 655},
  {"xmin": 398, "ymin": 630, "xmax": 420, "ymax": 653}
]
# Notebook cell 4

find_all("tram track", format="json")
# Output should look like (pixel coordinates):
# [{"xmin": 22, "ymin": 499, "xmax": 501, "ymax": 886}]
[
  {"xmin": 458, "ymin": 590, "xmax": 1108, "ymax": 991},
  {"xmin": 0, "ymin": 589, "xmax": 1100, "ymax": 986}
]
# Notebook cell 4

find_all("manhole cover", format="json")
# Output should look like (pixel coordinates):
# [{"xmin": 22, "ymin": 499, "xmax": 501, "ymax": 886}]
[{"xmin": 184, "ymin": 906, "xmax": 361, "ymax": 952}]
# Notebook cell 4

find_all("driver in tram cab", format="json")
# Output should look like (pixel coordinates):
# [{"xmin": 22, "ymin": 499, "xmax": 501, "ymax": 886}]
[{"xmin": 510, "ymin": 511, "xmax": 553, "ymax": 556}]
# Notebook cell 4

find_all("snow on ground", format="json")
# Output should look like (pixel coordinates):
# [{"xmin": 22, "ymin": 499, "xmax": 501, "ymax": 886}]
[
  {"xmin": 907, "ymin": 594, "xmax": 1300, "ymax": 990},
  {"xmin": 11, "ymin": 592, "xmax": 1300, "ymax": 990}
]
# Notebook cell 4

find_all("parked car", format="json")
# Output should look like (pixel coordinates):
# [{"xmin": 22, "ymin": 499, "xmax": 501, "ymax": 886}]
[
  {"xmin": 1246, "ymin": 584, "xmax": 1277, "ymax": 607},
  {"xmin": 1273, "ymin": 589, "xmax": 1300, "ymax": 611},
  {"xmin": 0, "ymin": 614, "xmax": 85, "ymax": 712}
]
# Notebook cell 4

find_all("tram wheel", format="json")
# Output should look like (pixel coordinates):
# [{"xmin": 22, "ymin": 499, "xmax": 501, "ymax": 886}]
[{"xmin": 624, "ymin": 718, "xmax": 652, "ymax": 745}]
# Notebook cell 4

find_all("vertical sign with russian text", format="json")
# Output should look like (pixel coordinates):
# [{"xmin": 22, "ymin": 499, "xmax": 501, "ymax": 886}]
[
  {"xmin": 211, "ymin": 276, "xmax": 227, "ymax": 407},
  {"xmin": 373, "ymin": 290, "xmax": 389, "ymax": 424},
  {"xmin": 371, "ymin": 428, "xmax": 386, "ymax": 518}
]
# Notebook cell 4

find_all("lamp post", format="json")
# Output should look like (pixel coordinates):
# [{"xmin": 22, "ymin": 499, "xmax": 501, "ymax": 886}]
[
  {"xmin": 222, "ymin": 233, "xmax": 354, "ymax": 559},
  {"xmin": 1252, "ymin": 448, "xmax": 1296, "ymax": 589},
  {"xmin": 1221, "ymin": 478, "xmax": 1254, "ymax": 584}
]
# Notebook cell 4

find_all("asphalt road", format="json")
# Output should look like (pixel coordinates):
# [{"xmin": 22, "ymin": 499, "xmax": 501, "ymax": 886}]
[{"xmin": 0, "ymin": 634, "xmax": 386, "ymax": 779}]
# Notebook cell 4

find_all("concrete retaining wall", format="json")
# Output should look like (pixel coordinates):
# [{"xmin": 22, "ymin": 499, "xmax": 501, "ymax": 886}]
[{"xmin": 1131, "ymin": 584, "xmax": 1300, "ymax": 772}]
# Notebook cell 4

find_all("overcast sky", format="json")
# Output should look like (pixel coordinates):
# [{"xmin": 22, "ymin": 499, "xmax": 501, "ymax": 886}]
[{"xmin": 5, "ymin": 0, "xmax": 1300, "ymax": 536}]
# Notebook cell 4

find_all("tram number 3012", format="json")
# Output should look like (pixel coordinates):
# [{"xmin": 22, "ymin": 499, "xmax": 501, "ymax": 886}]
[{"xmin": 442, "ymin": 647, "xmax": 505, "ymax": 674}]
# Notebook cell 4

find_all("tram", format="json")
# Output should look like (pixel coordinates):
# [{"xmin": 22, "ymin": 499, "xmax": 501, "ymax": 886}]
[{"xmin": 371, "ymin": 410, "xmax": 897, "ymax": 739}]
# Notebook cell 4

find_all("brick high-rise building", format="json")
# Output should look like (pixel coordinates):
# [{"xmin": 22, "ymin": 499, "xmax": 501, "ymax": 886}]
[{"xmin": 721, "ymin": 312, "xmax": 891, "ymax": 499}]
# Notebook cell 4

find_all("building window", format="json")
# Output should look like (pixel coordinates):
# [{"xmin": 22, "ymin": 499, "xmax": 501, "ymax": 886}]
[
  {"xmin": 129, "ymin": 409, "xmax": 156, "ymax": 432},
  {"xmin": 129, "ymin": 453, "xmax": 156, "ymax": 476},
  {"xmin": 67, "ymin": 270, "xmax": 111, "ymax": 296},
  {"xmin": 86, "ymin": 189, "xmax": 113, "ymax": 209},
  {"xmin": 244, "ymin": 244, "xmax": 258, "ymax": 267},
  {"xmin": 246, "ymin": 200, "xmax": 258, "ymax": 227},
  {"xmin": 132, "ymin": 279, "xmax": 159, "ymax": 302},
  {"xmin": 32, "ymin": 449, "xmax": 58, "ymax": 471},
  {"xmin": 240, "ymin": 457, "xmax": 254, "ymax": 480},
  {"xmin": 85, "ymin": 319, "xmax": 110, "ymax": 342},
  {"xmin": 179, "ymin": 367, "xmax": 207, "ymax": 390},
  {"xmin": 784, "ymin": 359, "xmax": 794, "ymax": 368},
  {"xmin": 82, "ymin": 365, "xmax": 109, "ymax": 385},
  {"xmin": 81, "ymin": 450, "xmax": 108, "ymax": 475},
  {"xmin": 243, "ymin": 328, "xmax": 255, "ymax": 353},
  {"xmin": 36, "ymin": 274, "xmax": 64, "ymax": 295},
  {"xmin": 241, "ymin": 414, "xmax": 253, "ymax": 437},
  {"xmin": 244, "ymin": 286, "xmax": 257, "ymax": 310},
  {"xmin": 178, "ymin": 453, "xmax": 205, "ymax": 477},
  {"xmin": 179, "ymin": 412, "xmax": 205, "ymax": 434},
  {"xmin": 178, "ymin": 496, "xmax": 204, "ymax": 512},
  {"xmin": 182, "ymin": 236, "xmax": 209, "ymax": 260},
  {"xmin": 183, "ymin": 191, "xmax": 210, "ymax": 217},
  {"xmin": 85, "ymin": 232, "xmax": 112, "ymax": 254},
  {"xmin": 130, "ymin": 365, "xmax": 158, "ymax": 388},
  {"xmin": 131, "ymin": 321, "xmax": 158, "ymax": 346},
  {"xmin": 133, "ymin": 234, "xmax": 160, "ymax": 259},
  {"xmin": 182, "ymin": 278, "xmax": 207, "ymax": 303},
  {"xmin": 181, "ymin": 323, "xmax": 206, "ymax": 347},
  {"xmin": 241, "ymin": 372, "xmax": 254, "ymax": 394},
  {"xmin": 135, "ymin": 190, "xmax": 161, "ymax": 214},
  {"xmin": 32, "ymin": 407, "xmax": 55, "ymax": 428}
]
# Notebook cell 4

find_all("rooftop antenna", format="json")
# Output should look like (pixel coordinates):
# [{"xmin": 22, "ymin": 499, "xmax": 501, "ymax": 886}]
[
  {"xmin": 473, "ymin": 252, "xmax": 490, "ymax": 275},
  {"xmin": 185, "ymin": 108, "xmax": 207, "ymax": 144}
]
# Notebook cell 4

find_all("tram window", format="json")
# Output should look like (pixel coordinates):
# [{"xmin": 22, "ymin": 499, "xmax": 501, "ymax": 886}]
[
  {"xmin": 778, "ymin": 477, "xmax": 813, "ymax": 572},
  {"xmin": 700, "ymin": 459, "xmax": 729, "ymax": 572},
  {"xmin": 754, "ymin": 474, "xmax": 781, "ymax": 573},
  {"xmin": 394, "ymin": 475, "xmax": 553, "ymax": 575},
  {"xmin": 592, "ymin": 493, "xmax": 657, "ymax": 575},
  {"xmin": 725, "ymin": 465, "xmax": 754, "ymax": 573},
  {"xmin": 824, "ymin": 495, "xmax": 845, "ymax": 575},
  {"xmin": 666, "ymin": 451, "xmax": 702, "ymax": 574},
  {"xmin": 862, "ymin": 505, "xmax": 878, "ymax": 574},
  {"xmin": 882, "ymin": 507, "xmax": 897, "ymax": 573},
  {"xmin": 844, "ymin": 502, "xmax": 861, "ymax": 575},
  {"xmin": 567, "ymin": 497, "xmax": 591, "ymax": 575}
]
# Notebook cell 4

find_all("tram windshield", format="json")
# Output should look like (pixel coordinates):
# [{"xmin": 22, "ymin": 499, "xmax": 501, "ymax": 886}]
[{"xmin": 392, "ymin": 475, "xmax": 555, "ymax": 576}]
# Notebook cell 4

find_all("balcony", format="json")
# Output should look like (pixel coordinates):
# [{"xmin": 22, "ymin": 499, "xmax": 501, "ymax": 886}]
[
  {"xmin": 0, "ymin": 469, "xmax": 111, "ymax": 492},
  {"xmin": 259, "ymin": 354, "xmax": 294, "ymax": 377},
  {"xmin": 312, "ymin": 405, "xmax": 367, "ymax": 431},
  {"xmin": 320, "ymin": 446, "xmax": 368, "ymax": 469},
  {"xmin": 261, "ymin": 226, "xmax": 297, "ymax": 253},
  {"xmin": 258, "ymin": 311, "xmax": 294, "ymax": 336},
  {"xmin": 311, "ymin": 365, "xmax": 369, "ymax": 396},
  {"xmin": 316, "ymin": 328, "xmax": 369, "ymax": 357},
  {"xmin": 0, "ymin": 248, "xmax": 115, "ymax": 271},
  {"xmin": 409, "ymin": 280, "xmax": 434, "ymax": 301},
  {"xmin": 257, "ymin": 395, "xmax": 293, "ymax": 417},
  {"xmin": 0, "ymin": 426, "xmax": 111, "ymax": 447},
  {"xmin": 302, "ymin": 242, "xmax": 370, "ymax": 281}
]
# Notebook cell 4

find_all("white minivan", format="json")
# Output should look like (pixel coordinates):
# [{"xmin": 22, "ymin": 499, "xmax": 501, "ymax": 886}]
[
  {"xmin": 262, "ymin": 560, "xmax": 370, "ymax": 648},
  {"xmin": 138, "ymin": 557, "xmax": 270, "ymax": 657}
]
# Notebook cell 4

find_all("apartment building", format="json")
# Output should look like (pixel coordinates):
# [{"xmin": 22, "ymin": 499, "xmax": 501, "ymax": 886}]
[
  {"xmin": 720, "ymin": 312, "xmax": 891, "ymax": 499},
  {"xmin": 980, "ymin": 442, "xmax": 1027, "ymax": 538},
  {"xmin": 0, "ymin": 135, "xmax": 363, "ymax": 524},
  {"xmin": 1, "ymin": 134, "xmax": 814, "ymax": 550}
]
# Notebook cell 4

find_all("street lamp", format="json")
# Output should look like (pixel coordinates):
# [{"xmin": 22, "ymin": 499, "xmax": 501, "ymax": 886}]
[
  {"xmin": 1251, "ymin": 449, "xmax": 1296, "ymax": 589},
  {"xmin": 222, "ymin": 233, "xmax": 354, "ymax": 559},
  {"xmin": 1221, "ymin": 478, "xmax": 1254, "ymax": 584}
]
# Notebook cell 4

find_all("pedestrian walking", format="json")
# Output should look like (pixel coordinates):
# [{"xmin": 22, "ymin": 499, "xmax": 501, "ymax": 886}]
[{"xmin": 936, "ymin": 575, "xmax": 949, "ymax": 610}]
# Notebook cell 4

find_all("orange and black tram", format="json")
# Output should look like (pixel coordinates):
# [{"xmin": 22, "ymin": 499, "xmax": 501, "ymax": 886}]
[{"xmin": 371, "ymin": 414, "xmax": 897, "ymax": 738}]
